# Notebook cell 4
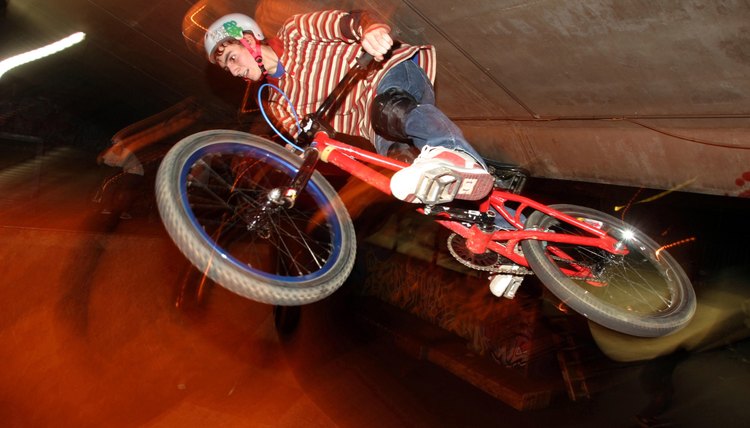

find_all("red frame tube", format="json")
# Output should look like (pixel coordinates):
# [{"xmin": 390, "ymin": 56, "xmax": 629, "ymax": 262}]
[{"xmin": 311, "ymin": 132, "xmax": 626, "ymax": 266}]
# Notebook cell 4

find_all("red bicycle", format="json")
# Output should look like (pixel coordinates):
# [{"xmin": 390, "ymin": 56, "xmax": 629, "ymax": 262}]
[{"xmin": 156, "ymin": 56, "xmax": 695, "ymax": 338}]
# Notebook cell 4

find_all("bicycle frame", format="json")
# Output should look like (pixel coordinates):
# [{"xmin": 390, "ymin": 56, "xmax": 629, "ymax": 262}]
[
  {"xmin": 310, "ymin": 131, "xmax": 628, "ymax": 275},
  {"xmin": 154, "ymin": 126, "xmax": 693, "ymax": 334},
  {"xmin": 152, "ymin": 43, "xmax": 695, "ymax": 334}
]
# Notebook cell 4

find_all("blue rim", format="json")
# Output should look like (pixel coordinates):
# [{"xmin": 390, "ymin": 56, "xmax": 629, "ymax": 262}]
[{"xmin": 179, "ymin": 142, "xmax": 344, "ymax": 284}]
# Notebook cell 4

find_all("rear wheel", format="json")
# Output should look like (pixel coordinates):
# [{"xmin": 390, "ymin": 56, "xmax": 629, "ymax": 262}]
[
  {"xmin": 521, "ymin": 204, "xmax": 695, "ymax": 337},
  {"xmin": 156, "ymin": 130, "xmax": 356, "ymax": 305}
]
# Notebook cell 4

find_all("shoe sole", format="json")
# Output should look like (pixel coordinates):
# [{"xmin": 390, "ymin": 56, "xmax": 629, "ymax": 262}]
[
  {"xmin": 452, "ymin": 170, "xmax": 495, "ymax": 200},
  {"xmin": 392, "ymin": 163, "xmax": 495, "ymax": 203}
]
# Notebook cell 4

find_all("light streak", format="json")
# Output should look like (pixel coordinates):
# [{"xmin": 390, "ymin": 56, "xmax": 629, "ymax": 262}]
[
  {"xmin": 189, "ymin": 4, "xmax": 208, "ymax": 31},
  {"xmin": 614, "ymin": 178, "xmax": 697, "ymax": 213},
  {"xmin": 655, "ymin": 237, "xmax": 696, "ymax": 260},
  {"xmin": 0, "ymin": 32, "xmax": 86, "ymax": 78},
  {"xmin": 616, "ymin": 187, "xmax": 643, "ymax": 220}
]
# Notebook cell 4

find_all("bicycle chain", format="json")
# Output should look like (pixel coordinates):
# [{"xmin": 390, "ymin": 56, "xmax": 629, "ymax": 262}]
[{"xmin": 446, "ymin": 234, "xmax": 532, "ymax": 275}]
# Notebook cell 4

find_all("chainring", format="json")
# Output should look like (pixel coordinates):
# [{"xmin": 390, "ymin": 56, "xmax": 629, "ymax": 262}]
[
  {"xmin": 446, "ymin": 233, "xmax": 532, "ymax": 275},
  {"xmin": 446, "ymin": 233, "xmax": 499, "ymax": 271}
]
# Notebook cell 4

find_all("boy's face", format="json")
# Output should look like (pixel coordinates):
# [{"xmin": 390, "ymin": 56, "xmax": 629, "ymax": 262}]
[{"xmin": 215, "ymin": 41, "xmax": 262, "ymax": 82}]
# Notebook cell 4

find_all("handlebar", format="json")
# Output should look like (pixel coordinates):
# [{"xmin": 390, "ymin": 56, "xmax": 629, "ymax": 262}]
[
  {"xmin": 298, "ymin": 52, "xmax": 376, "ymax": 144},
  {"xmin": 355, "ymin": 52, "xmax": 374, "ymax": 69},
  {"xmin": 312, "ymin": 52, "xmax": 374, "ymax": 121}
]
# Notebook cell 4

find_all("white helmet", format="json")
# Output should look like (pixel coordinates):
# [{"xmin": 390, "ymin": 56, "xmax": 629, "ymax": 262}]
[{"xmin": 204, "ymin": 13, "xmax": 265, "ymax": 63}]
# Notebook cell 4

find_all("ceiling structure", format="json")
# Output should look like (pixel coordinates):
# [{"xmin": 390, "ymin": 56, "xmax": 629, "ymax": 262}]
[{"xmin": 2, "ymin": 0, "xmax": 749, "ymax": 197}]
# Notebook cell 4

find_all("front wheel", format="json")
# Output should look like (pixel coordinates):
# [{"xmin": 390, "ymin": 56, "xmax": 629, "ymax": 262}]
[
  {"xmin": 521, "ymin": 204, "xmax": 695, "ymax": 337},
  {"xmin": 156, "ymin": 130, "xmax": 356, "ymax": 306}
]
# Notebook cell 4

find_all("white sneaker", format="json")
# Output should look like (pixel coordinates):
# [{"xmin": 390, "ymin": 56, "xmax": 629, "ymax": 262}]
[{"xmin": 390, "ymin": 146, "xmax": 494, "ymax": 204}]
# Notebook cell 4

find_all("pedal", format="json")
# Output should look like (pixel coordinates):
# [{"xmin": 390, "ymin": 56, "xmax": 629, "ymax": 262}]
[
  {"xmin": 484, "ymin": 160, "xmax": 530, "ymax": 194},
  {"xmin": 488, "ymin": 268, "xmax": 525, "ymax": 299},
  {"xmin": 414, "ymin": 167, "xmax": 460, "ymax": 204}
]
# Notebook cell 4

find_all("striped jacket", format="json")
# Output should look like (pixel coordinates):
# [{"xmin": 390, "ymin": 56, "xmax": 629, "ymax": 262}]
[{"xmin": 268, "ymin": 10, "xmax": 436, "ymax": 143}]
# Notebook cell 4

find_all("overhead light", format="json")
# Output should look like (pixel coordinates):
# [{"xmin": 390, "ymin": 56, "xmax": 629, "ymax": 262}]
[{"xmin": 0, "ymin": 32, "xmax": 86, "ymax": 79}]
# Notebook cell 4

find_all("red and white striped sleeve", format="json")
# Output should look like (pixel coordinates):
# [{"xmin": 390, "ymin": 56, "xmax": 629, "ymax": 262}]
[{"xmin": 284, "ymin": 10, "xmax": 354, "ymax": 44}]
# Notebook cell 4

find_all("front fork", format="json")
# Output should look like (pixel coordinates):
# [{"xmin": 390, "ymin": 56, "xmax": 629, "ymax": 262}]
[
  {"xmin": 244, "ymin": 147, "xmax": 320, "ymax": 235},
  {"xmin": 269, "ymin": 147, "xmax": 320, "ymax": 208}
]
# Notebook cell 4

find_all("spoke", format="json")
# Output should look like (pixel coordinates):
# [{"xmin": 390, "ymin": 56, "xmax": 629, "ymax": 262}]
[
  {"xmin": 268, "ymin": 218, "xmax": 306, "ymax": 276},
  {"xmin": 183, "ymin": 150, "xmax": 338, "ymax": 281},
  {"xmin": 616, "ymin": 255, "xmax": 673, "ymax": 309},
  {"xmin": 547, "ymin": 221, "xmax": 676, "ymax": 314},
  {"xmin": 282, "ymin": 209, "xmax": 328, "ymax": 269},
  {"xmin": 247, "ymin": 207, "xmax": 330, "ymax": 277},
  {"xmin": 192, "ymin": 158, "xmax": 271, "ymax": 213}
]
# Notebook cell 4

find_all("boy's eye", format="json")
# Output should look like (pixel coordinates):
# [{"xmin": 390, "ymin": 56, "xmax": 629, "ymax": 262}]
[{"xmin": 221, "ymin": 55, "xmax": 235, "ymax": 71}]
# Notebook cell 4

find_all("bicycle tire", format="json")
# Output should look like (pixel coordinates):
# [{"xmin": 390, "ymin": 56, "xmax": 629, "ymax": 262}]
[
  {"xmin": 521, "ymin": 204, "xmax": 695, "ymax": 337},
  {"xmin": 156, "ymin": 130, "xmax": 356, "ymax": 305}
]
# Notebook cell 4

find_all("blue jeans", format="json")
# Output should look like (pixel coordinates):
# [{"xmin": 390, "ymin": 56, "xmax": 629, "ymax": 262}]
[{"xmin": 374, "ymin": 60, "xmax": 487, "ymax": 168}]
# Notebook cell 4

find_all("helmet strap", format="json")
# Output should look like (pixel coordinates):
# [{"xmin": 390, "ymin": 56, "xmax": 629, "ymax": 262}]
[{"xmin": 239, "ymin": 37, "xmax": 267, "ymax": 76}]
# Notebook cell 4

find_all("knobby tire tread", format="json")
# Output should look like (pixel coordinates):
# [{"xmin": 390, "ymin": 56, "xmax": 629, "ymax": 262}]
[{"xmin": 156, "ymin": 130, "xmax": 356, "ymax": 306}]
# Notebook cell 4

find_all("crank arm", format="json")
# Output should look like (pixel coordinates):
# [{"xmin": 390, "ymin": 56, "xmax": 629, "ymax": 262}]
[{"xmin": 422, "ymin": 205, "xmax": 496, "ymax": 231}]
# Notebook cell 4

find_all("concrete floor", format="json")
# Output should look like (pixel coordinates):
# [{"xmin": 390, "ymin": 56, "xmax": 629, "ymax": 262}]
[{"xmin": 0, "ymin": 146, "xmax": 749, "ymax": 427}]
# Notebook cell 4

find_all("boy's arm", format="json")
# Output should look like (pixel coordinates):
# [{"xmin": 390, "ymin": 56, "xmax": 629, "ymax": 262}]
[{"xmin": 285, "ymin": 10, "xmax": 392, "ymax": 59}]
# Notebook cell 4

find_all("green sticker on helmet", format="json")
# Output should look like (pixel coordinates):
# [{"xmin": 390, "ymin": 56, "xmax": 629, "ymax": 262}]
[{"xmin": 223, "ymin": 21, "xmax": 242, "ymax": 39}]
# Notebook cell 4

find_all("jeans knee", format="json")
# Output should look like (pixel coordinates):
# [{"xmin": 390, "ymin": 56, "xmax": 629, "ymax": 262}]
[{"xmin": 371, "ymin": 88, "xmax": 419, "ymax": 142}]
